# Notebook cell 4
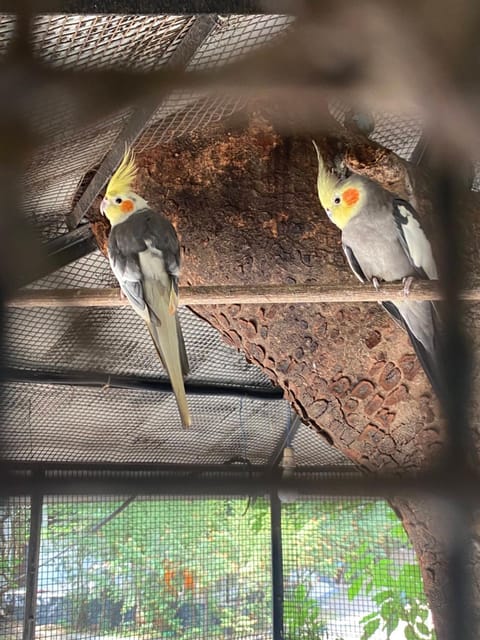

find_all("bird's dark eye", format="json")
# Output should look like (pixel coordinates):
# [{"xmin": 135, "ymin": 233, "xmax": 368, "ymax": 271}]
[
  {"xmin": 334, "ymin": 196, "xmax": 341, "ymax": 205},
  {"xmin": 115, "ymin": 197, "xmax": 122, "ymax": 204}
]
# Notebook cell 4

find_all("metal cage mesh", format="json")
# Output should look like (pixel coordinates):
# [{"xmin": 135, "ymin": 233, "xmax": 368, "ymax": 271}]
[
  {"xmin": 0, "ymin": 10, "xmax": 473, "ymax": 640},
  {"xmin": 1, "ymin": 12, "xmax": 433, "ymax": 472}
]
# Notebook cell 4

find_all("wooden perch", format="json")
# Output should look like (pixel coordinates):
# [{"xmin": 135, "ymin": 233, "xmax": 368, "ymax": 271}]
[{"xmin": 6, "ymin": 281, "xmax": 480, "ymax": 308}]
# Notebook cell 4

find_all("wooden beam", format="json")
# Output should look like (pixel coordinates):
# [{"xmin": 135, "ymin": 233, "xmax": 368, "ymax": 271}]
[{"xmin": 7, "ymin": 281, "xmax": 480, "ymax": 308}]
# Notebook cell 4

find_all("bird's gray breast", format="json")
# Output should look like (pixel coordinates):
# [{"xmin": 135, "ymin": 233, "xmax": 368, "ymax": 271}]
[{"xmin": 342, "ymin": 209, "xmax": 414, "ymax": 282}]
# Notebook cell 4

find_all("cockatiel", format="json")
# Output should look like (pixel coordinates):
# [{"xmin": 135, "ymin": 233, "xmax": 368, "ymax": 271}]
[
  {"xmin": 312, "ymin": 140, "xmax": 442, "ymax": 398},
  {"xmin": 101, "ymin": 150, "xmax": 191, "ymax": 427}
]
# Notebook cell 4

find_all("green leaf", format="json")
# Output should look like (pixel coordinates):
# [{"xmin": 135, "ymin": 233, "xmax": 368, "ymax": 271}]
[
  {"xmin": 416, "ymin": 621, "xmax": 431, "ymax": 636},
  {"xmin": 348, "ymin": 575, "xmax": 364, "ymax": 599},
  {"xmin": 405, "ymin": 624, "xmax": 418, "ymax": 640},
  {"xmin": 372, "ymin": 558, "xmax": 393, "ymax": 588},
  {"xmin": 361, "ymin": 617, "xmax": 381, "ymax": 640},
  {"xmin": 373, "ymin": 589, "xmax": 393, "ymax": 605},
  {"xmin": 385, "ymin": 611, "xmax": 400, "ymax": 637},
  {"xmin": 418, "ymin": 606, "xmax": 429, "ymax": 622},
  {"xmin": 361, "ymin": 612, "xmax": 379, "ymax": 624}
]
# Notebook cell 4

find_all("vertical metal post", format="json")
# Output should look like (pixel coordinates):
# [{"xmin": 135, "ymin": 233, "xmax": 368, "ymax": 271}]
[
  {"xmin": 23, "ymin": 484, "xmax": 43, "ymax": 640},
  {"xmin": 270, "ymin": 490, "xmax": 284, "ymax": 640}
]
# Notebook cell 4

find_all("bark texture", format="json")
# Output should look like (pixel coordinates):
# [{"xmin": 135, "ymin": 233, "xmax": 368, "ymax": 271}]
[{"xmin": 88, "ymin": 112, "xmax": 480, "ymax": 638}]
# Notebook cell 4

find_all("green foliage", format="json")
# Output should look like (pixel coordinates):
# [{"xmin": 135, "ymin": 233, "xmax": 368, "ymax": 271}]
[
  {"xmin": 0, "ymin": 503, "xmax": 30, "ymax": 595},
  {"xmin": 283, "ymin": 499, "xmax": 434, "ymax": 640},
  {"xmin": 12, "ymin": 496, "xmax": 433, "ymax": 640},
  {"xmin": 41, "ymin": 497, "xmax": 272, "ymax": 638},
  {"xmin": 284, "ymin": 584, "xmax": 328, "ymax": 639},
  {"xmin": 341, "ymin": 512, "xmax": 435, "ymax": 640}
]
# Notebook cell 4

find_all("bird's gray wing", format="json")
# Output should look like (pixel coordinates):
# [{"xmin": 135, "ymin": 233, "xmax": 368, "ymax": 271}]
[
  {"xmin": 142, "ymin": 209, "xmax": 181, "ymax": 301},
  {"xmin": 108, "ymin": 219, "xmax": 147, "ymax": 317},
  {"xmin": 392, "ymin": 199, "xmax": 438, "ymax": 279},
  {"xmin": 342, "ymin": 243, "xmax": 367, "ymax": 283},
  {"xmin": 107, "ymin": 208, "xmax": 181, "ymax": 311}
]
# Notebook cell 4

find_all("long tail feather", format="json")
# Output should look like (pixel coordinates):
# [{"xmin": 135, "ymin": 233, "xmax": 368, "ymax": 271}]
[
  {"xmin": 148, "ymin": 317, "xmax": 191, "ymax": 428},
  {"xmin": 382, "ymin": 300, "xmax": 443, "ymax": 399},
  {"xmin": 138, "ymin": 251, "xmax": 191, "ymax": 427},
  {"xmin": 176, "ymin": 316, "xmax": 190, "ymax": 378}
]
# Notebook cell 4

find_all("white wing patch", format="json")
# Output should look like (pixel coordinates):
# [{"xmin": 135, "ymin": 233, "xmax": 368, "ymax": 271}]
[
  {"xmin": 396, "ymin": 204, "xmax": 438, "ymax": 280},
  {"xmin": 138, "ymin": 248, "xmax": 170, "ymax": 286},
  {"xmin": 144, "ymin": 239, "xmax": 180, "ymax": 278}
]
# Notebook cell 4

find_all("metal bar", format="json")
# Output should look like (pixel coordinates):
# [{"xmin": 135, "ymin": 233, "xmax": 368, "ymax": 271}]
[
  {"xmin": 8, "ymin": 280, "xmax": 480, "ymax": 309},
  {"xmin": 270, "ymin": 490, "xmax": 284, "ymax": 640},
  {"xmin": 66, "ymin": 14, "xmax": 217, "ymax": 230},
  {"xmin": 4, "ymin": 367, "xmax": 284, "ymax": 400},
  {"xmin": 42, "ymin": 1, "xmax": 269, "ymax": 13},
  {"xmin": 22, "ymin": 484, "xmax": 43, "ymax": 640},
  {"xmin": 267, "ymin": 413, "xmax": 301, "ymax": 469},
  {"xmin": 431, "ymin": 160, "xmax": 474, "ymax": 640},
  {"xmin": 1, "ymin": 469, "xmax": 480, "ymax": 499},
  {"xmin": 0, "ymin": 461, "xmax": 357, "ymax": 475},
  {"xmin": 21, "ymin": 225, "xmax": 97, "ymax": 287},
  {"xmin": 46, "ymin": 224, "xmax": 96, "ymax": 261}
]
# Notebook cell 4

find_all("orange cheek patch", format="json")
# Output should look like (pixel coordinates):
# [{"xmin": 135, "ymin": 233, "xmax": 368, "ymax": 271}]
[
  {"xmin": 120, "ymin": 199, "xmax": 134, "ymax": 213},
  {"xmin": 342, "ymin": 188, "xmax": 360, "ymax": 206}
]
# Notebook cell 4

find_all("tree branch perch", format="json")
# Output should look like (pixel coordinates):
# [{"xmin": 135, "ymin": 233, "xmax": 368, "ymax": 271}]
[{"xmin": 6, "ymin": 281, "xmax": 480, "ymax": 308}]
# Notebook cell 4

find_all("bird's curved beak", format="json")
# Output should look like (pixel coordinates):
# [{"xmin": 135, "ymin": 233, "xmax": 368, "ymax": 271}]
[{"xmin": 100, "ymin": 197, "xmax": 107, "ymax": 216}]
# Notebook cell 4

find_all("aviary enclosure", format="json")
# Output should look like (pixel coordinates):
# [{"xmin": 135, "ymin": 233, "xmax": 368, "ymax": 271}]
[{"xmin": 0, "ymin": 3, "xmax": 479, "ymax": 640}]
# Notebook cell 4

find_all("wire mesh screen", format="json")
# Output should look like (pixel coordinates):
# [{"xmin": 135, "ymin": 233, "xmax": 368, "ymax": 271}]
[
  {"xmin": 329, "ymin": 102, "xmax": 423, "ymax": 162},
  {"xmin": 14, "ymin": 13, "xmax": 293, "ymax": 241},
  {"xmin": 4, "ymin": 305, "xmax": 271, "ymax": 388},
  {"xmin": 290, "ymin": 424, "xmax": 354, "ymax": 468},
  {"xmin": 0, "ymin": 496, "xmax": 434, "ymax": 640},
  {"xmin": 27, "ymin": 496, "xmax": 272, "ymax": 640},
  {"xmin": 0, "ymin": 498, "xmax": 30, "ymax": 640},
  {"xmin": 138, "ymin": 14, "xmax": 293, "ymax": 150},
  {"xmin": 0, "ymin": 383, "xmax": 291, "ymax": 465},
  {"xmin": 282, "ymin": 498, "xmax": 433, "ymax": 640}
]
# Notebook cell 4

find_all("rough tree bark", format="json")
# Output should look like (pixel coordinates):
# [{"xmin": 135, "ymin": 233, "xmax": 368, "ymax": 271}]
[{"xmin": 88, "ymin": 111, "xmax": 480, "ymax": 638}]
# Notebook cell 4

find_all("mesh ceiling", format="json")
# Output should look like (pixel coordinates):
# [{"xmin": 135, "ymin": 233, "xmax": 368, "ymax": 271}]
[
  {"xmin": 0, "ymin": 382, "xmax": 286, "ymax": 465},
  {"xmin": 4, "ymin": 305, "xmax": 271, "ymax": 388}
]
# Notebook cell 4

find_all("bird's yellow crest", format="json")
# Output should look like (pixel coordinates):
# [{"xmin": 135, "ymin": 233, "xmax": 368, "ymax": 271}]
[
  {"xmin": 312, "ymin": 140, "xmax": 338, "ymax": 210},
  {"xmin": 106, "ymin": 148, "xmax": 137, "ymax": 199},
  {"xmin": 312, "ymin": 140, "xmax": 363, "ymax": 229}
]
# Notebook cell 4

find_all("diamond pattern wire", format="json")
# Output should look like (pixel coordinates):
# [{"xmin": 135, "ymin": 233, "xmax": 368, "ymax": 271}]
[
  {"xmin": 4, "ymin": 305, "xmax": 271, "ymax": 389},
  {"xmin": 15, "ymin": 14, "xmax": 294, "ymax": 239},
  {"xmin": 15, "ymin": 15, "xmax": 191, "ymax": 240},
  {"xmin": 369, "ymin": 112, "xmax": 422, "ymax": 161},
  {"xmin": 290, "ymin": 422, "xmax": 354, "ymax": 468},
  {"xmin": 24, "ymin": 250, "xmax": 117, "ymax": 290},
  {"xmin": 0, "ymin": 382, "xmax": 288, "ymax": 465},
  {"xmin": 329, "ymin": 101, "xmax": 423, "ymax": 161},
  {"xmin": 31, "ymin": 14, "xmax": 193, "ymax": 72},
  {"xmin": 137, "ymin": 14, "xmax": 294, "ymax": 150}
]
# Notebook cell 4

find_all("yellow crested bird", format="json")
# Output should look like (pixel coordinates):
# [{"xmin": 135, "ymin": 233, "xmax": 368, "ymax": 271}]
[
  {"xmin": 313, "ymin": 140, "xmax": 442, "ymax": 397},
  {"xmin": 101, "ymin": 150, "xmax": 191, "ymax": 427}
]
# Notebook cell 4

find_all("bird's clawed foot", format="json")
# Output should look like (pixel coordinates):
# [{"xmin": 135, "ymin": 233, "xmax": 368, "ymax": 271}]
[
  {"xmin": 371, "ymin": 277, "xmax": 381, "ymax": 291},
  {"xmin": 402, "ymin": 276, "xmax": 415, "ymax": 297}
]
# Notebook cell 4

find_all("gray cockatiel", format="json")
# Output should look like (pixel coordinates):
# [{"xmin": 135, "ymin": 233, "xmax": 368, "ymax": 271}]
[
  {"xmin": 312, "ymin": 140, "xmax": 442, "ymax": 397},
  {"xmin": 101, "ymin": 150, "xmax": 191, "ymax": 427}
]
